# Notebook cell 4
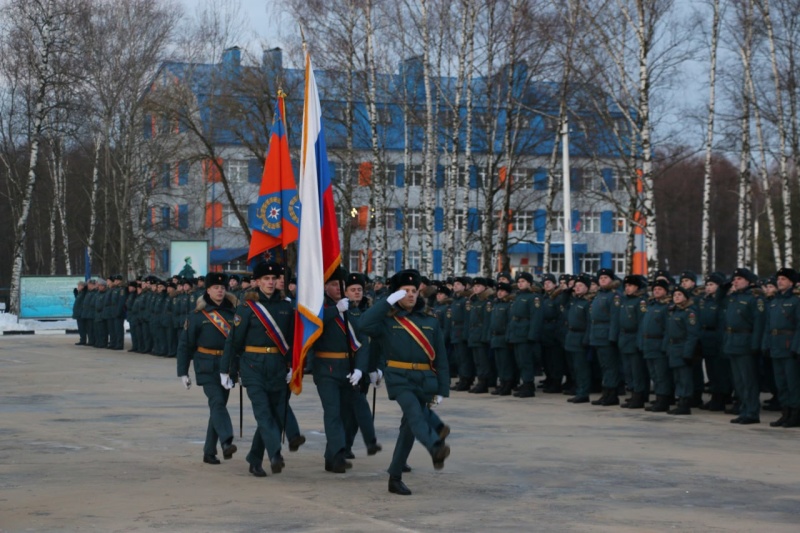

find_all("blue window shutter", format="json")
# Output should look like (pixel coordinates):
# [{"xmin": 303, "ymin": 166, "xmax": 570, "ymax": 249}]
[
  {"xmin": 161, "ymin": 249, "xmax": 169, "ymax": 271},
  {"xmin": 178, "ymin": 204, "xmax": 189, "ymax": 229},
  {"xmin": 178, "ymin": 161, "xmax": 189, "ymax": 186},
  {"xmin": 248, "ymin": 159, "xmax": 262, "ymax": 183},
  {"xmin": 433, "ymin": 249, "xmax": 443, "ymax": 274},
  {"xmin": 395, "ymin": 208, "xmax": 404, "ymax": 230},
  {"xmin": 436, "ymin": 165, "xmax": 445, "ymax": 188},
  {"xmin": 434, "ymin": 207, "xmax": 443, "ymax": 231},
  {"xmin": 600, "ymin": 211, "xmax": 613, "ymax": 234},
  {"xmin": 467, "ymin": 207, "xmax": 480, "ymax": 232},
  {"xmin": 248, "ymin": 203, "xmax": 257, "ymax": 227},
  {"xmin": 394, "ymin": 250, "xmax": 403, "ymax": 272},
  {"xmin": 328, "ymin": 161, "xmax": 336, "ymax": 182},
  {"xmin": 535, "ymin": 209, "xmax": 546, "ymax": 241},
  {"xmin": 572, "ymin": 209, "xmax": 580, "ymax": 232},
  {"xmin": 601, "ymin": 251, "xmax": 612, "ymax": 269},
  {"xmin": 396, "ymin": 163, "xmax": 405, "ymax": 187},
  {"xmin": 143, "ymin": 115, "xmax": 151, "ymax": 139},
  {"xmin": 534, "ymin": 167, "xmax": 547, "ymax": 190},
  {"xmin": 161, "ymin": 207, "xmax": 170, "ymax": 229},
  {"xmin": 602, "ymin": 168, "xmax": 615, "ymax": 191},
  {"xmin": 469, "ymin": 165, "xmax": 479, "ymax": 189},
  {"xmin": 162, "ymin": 163, "xmax": 170, "ymax": 188},
  {"xmin": 466, "ymin": 250, "xmax": 479, "ymax": 274}
]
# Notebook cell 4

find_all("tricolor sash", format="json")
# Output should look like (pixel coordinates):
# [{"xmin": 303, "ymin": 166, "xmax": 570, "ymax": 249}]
[
  {"xmin": 202, "ymin": 310, "xmax": 231, "ymax": 338},
  {"xmin": 246, "ymin": 300, "xmax": 290, "ymax": 355},
  {"xmin": 393, "ymin": 316, "xmax": 436, "ymax": 370},
  {"xmin": 334, "ymin": 315, "xmax": 362, "ymax": 352}
]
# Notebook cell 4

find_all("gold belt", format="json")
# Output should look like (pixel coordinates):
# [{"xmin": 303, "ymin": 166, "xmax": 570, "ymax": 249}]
[
  {"xmin": 387, "ymin": 360, "xmax": 431, "ymax": 370},
  {"xmin": 245, "ymin": 346, "xmax": 280, "ymax": 354},
  {"xmin": 315, "ymin": 351, "xmax": 348, "ymax": 359},
  {"xmin": 197, "ymin": 347, "xmax": 223, "ymax": 356}
]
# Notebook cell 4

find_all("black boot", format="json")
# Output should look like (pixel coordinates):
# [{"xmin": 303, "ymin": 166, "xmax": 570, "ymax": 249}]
[
  {"xmin": 498, "ymin": 381, "xmax": 513, "ymax": 396},
  {"xmin": 668, "ymin": 397, "xmax": 691, "ymax": 415},
  {"xmin": 601, "ymin": 388, "xmax": 620, "ymax": 406},
  {"xmin": 389, "ymin": 476, "xmax": 412, "ymax": 495},
  {"xmin": 689, "ymin": 390, "xmax": 703, "ymax": 408},
  {"xmin": 491, "ymin": 380, "xmax": 505, "ymax": 395},
  {"xmin": 783, "ymin": 407, "xmax": 800, "ymax": 428},
  {"xmin": 469, "ymin": 378, "xmax": 489, "ymax": 394},
  {"xmin": 513, "ymin": 381, "xmax": 535, "ymax": 398},
  {"xmin": 701, "ymin": 393, "xmax": 725, "ymax": 411},
  {"xmin": 455, "ymin": 377, "xmax": 474, "ymax": 392},
  {"xmin": 591, "ymin": 388, "xmax": 610, "ymax": 406},
  {"xmin": 646, "ymin": 395, "xmax": 670, "ymax": 412},
  {"xmin": 624, "ymin": 392, "xmax": 645, "ymax": 409}
]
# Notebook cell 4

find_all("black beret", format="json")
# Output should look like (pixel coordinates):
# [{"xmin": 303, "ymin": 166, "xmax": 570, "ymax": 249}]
[
  {"xmin": 776, "ymin": 267, "xmax": 798, "ymax": 283},
  {"xmin": 762, "ymin": 276, "xmax": 777, "ymax": 287},
  {"xmin": 197, "ymin": 275, "xmax": 205, "ymax": 281},
  {"xmin": 205, "ymin": 272, "xmax": 228, "ymax": 288},
  {"xmin": 574, "ymin": 274, "xmax": 592, "ymax": 288},
  {"xmin": 289, "ymin": 276, "xmax": 297, "ymax": 284},
  {"xmin": 558, "ymin": 274, "xmax": 572, "ymax": 283},
  {"xmin": 472, "ymin": 276, "xmax": 488, "ymax": 287},
  {"xmin": 253, "ymin": 261, "xmax": 283, "ymax": 279},
  {"xmin": 597, "ymin": 268, "xmax": 615, "ymax": 279},
  {"xmin": 541, "ymin": 273, "xmax": 556, "ymax": 284},
  {"xmin": 680, "ymin": 270, "xmax": 697, "ymax": 282},
  {"xmin": 516, "ymin": 272, "xmax": 534, "ymax": 284},
  {"xmin": 673, "ymin": 286, "xmax": 692, "ymax": 299},
  {"xmin": 390, "ymin": 269, "xmax": 421, "ymax": 291},
  {"xmin": 455, "ymin": 276, "xmax": 472, "ymax": 286},
  {"xmin": 652, "ymin": 279, "xmax": 670, "ymax": 291},
  {"xmin": 705, "ymin": 272, "xmax": 726, "ymax": 286},
  {"xmin": 496, "ymin": 282, "xmax": 513, "ymax": 292},
  {"xmin": 437, "ymin": 285, "xmax": 452, "ymax": 297},
  {"xmin": 345, "ymin": 273, "xmax": 366, "ymax": 288},
  {"xmin": 242, "ymin": 276, "xmax": 251, "ymax": 283},
  {"xmin": 445, "ymin": 276, "xmax": 455, "ymax": 285},
  {"xmin": 229, "ymin": 274, "xmax": 241, "ymax": 282},
  {"xmin": 128, "ymin": 281, "xmax": 138, "ymax": 288},
  {"xmin": 420, "ymin": 276, "xmax": 430, "ymax": 286},
  {"xmin": 497, "ymin": 271, "xmax": 512, "ymax": 281},
  {"xmin": 167, "ymin": 282, "xmax": 178, "ymax": 290},
  {"xmin": 732, "ymin": 267, "xmax": 757, "ymax": 283},
  {"xmin": 623, "ymin": 274, "xmax": 645, "ymax": 288}
]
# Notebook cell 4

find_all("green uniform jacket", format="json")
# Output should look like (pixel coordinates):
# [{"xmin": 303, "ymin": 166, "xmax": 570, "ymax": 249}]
[
  {"xmin": 487, "ymin": 294, "xmax": 512, "ymax": 349},
  {"xmin": 94, "ymin": 289, "xmax": 108, "ymax": 318},
  {"xmin": 432, "ymin": 299, "xmax": 452, "ymax": 345},
  {"xmin": 359, "ymin": 298, "xmax": 449, "ymax": 399},
  {"xmin": 564, "ymin": 293, "xmax": 591, "ymax": 352},
  {"xmin": 507, "ymin": 289, "xmax": 538, "ymax": 344},
  {"xmin": 722, "ymin": 286, "xmax": 766, "ymax": 356},
  {"xmin": 81, "ymin": 289, "xmax": 96, "ymax": 319},
  {"xmin": 540, "ymin": 288, "xmax": 563, "ymax": 345},
  {"xmin": 449, "ymin": 292, "xmax": 469, "ymax": 344},
  {"xmin": 589, "ymin": 283, "xmax": 621, "ymax": 347},
  {"xmin": 348, "ymin": 299, "xmax": 380, "ymax": 373},
  {"xmin": 663, "ymin": 300, "xmax": 700, "ymax": 368},
  {"xmin": 617, "ymin": 290, "xmax": 647, "ymax": 354},
  {"xmin": 466, "ymin": 289, "xmax": 493, "ymax": 347},
  {"xmin": 177, "ymin": 293, "xmax": 238, "ymax": 385},
  {"xmin": 312, "ymin": 296, "xmax": 369, "ymax": 376},
  {"xmin": 222, "ymin": 290, "xmax": 294, "ymax": 391},
  {"xmin": 638, "ymin": 296, "xmax": 671, "ymax": 359},
  {"xmin": 72, "ymin": 288, "xmax": 86, "ymax": 319},
  {"xmin": 762, "ymin": 288, "xmax": 800, "ymax": 358},
  {"xmin": 698, "ymin": 291, "xmax": 724, "ymax": 356}
]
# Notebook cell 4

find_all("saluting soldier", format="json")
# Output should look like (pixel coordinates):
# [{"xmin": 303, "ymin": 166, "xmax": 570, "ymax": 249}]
[
  {"xmin": 618, "ymin": 275, "xmax": 649, "ymax": 409},
  {"xmin": 508, "ymin": 272, "xmax": 539, "ymax": 398},
  {"xmin": 449, "ymin": 277, "xmax": 473, "ymax": 391},
  {"xmin": 697, "ymin": 272, "xmax": 730, "ymax": 411},
  {"xmin": 589, "ymin": 268, "xmax": 622, "ymax": 406},
  {"xmin": 488, "ymin": 281, "xmax": 514, "ymax": 395},
  {"xmin": 221, "ymin": 261, "xmax": 294, "ymax": 477},
  {"xmin": 564, "ymin": 274, "xmax": 593, "ymax": 403},
  {"xmin": 311, "ymin": 267, "xmax": 369, "ymax": 473},
  {"xmin": 359, "ymin": 269, "xmax": 450, "ymax": 496},
  {"xmin": 723, "ymin": 267, "xmax": 766, "ymax": 425},
  {"xmin": 663, "ymin": 286, "xmax": 701, "ymax": 415},
  {"xmin": 762, "ymin": 267, "xmax": 800, "ymax": 428},
  {"xmin": 641, "ymin": 279, "xmax": 674, "ymax": 412},
  {"xmin": 177, "ymin": 272, "xmax": 239, "ymax": 464}
]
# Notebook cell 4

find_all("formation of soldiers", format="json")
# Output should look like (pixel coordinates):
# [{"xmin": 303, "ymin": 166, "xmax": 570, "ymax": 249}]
[{"xmin": 71, "ymin": 262, "xmax": 800, "ymax": 495}]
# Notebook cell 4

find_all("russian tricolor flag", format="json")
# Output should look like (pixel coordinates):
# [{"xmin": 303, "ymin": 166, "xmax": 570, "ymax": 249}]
[{"xmin": 290, "ymin": 51, "xmax": 341, "ymax": 394}]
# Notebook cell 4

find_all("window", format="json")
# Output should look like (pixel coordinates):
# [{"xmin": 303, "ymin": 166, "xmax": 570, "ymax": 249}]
[
  {"xmin": 349, "ymin": 251, "xmax": 360, "ymax": 272},
  {"xmin": 227, "ymin": 159, "xmax": 248, "ymax": 184},
  {"xmin": 612, "ymin": 253, "xmax": 626, "ymax": 275},
  {"xmin": 614, "ymin": 214, "xmax": 628, "ymax": 233},
  {"xmin": 512, "ymin": 210, "xmax": 534, "ymax": 232},
  {"xmin": 549, "ymin": 253, "xmax": 565, "ymax": 275},
  {"xmin": 407, "ymin": 250, "xmax": 421, "ymax": 270},
  {"xmin": 582, "ymin": 212, "xmax": 600, "ymax": 233},
  {"xmin": 223, "ymin": 204, "xmax": 240, "ymax": 227},
  {"xmin": 378, "ymin": 107, "xmax": 392, "ymax": 125},
  {"xmin": 582, "ymin": 172, "xmax": 602, "ymax": 191},
  {"xmin": 406, "ymin": 208, "xmax": 423, "ymax": 230},
  {"xmin": 550, "ymin": 211, "xmax": 564, "ymax": 232},
  {"xmin": 408, "ymin": 165, "xmax": 425, "ymax": 187},
  {"xmin": 512, "ymin": 168, "xmax": 532, "ymax": 189},
  {"xmin": 446, "ymin": 168, "xmax": 468, "ymax": 187},
  {"xmin": 580, "ymin": 253, "xmax": 601, "ymax": 274},
  {"xmin": 453, "ymin": 209, "xmax": 465, "ymax": 231}
]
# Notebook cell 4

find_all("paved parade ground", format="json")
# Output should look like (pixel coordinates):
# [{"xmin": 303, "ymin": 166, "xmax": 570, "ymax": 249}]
[{"xmin": 1, "ymin": 334, "xmax": 799, "ymax": 532}]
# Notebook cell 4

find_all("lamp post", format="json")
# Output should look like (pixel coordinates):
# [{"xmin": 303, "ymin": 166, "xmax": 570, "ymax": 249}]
[{"xmin": 562, "ymin": 117, "xmax": 573, "ymax": 274}]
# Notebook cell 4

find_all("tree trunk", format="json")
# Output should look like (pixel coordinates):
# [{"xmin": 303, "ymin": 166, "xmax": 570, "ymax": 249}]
[{"xmin": 700, "ymin": 0, "xmax": 720, "ymax": 275}]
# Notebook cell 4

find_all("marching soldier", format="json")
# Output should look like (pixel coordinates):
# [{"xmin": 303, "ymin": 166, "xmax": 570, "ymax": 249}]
[
  {"xmin": 564, "ymin": 274, "xmax": 593, "ymax": 403},
  {"xmin": 618, "ymin": 275, "xmax": 649, "ymax": 409},
  {"xmin": 359, "ymin": 269, "xmax": 450, "ymax": 496},
  {"xmin": 221, "ymin": 261, "xmax": 294, "ymax": 477},
  {"xmin": 723, "ymin": 268, "xmax": 766, "ymax": 425},
  {"xmin": 641, "ymin": 279, "xmax": 673, "ymax": 412},
  {"xmin": 663, "ymin": 286, "xmax": 701, "ymax": 415},
  {"xmin": 177, "ymin": 272, "xmax": 239, "ymax": 464},
  {"xmin": 762, "ymin": 268, "xmax": 800, "ymax": 428},
  {"xmin": 589, "ymin": 268, "xmax": 622, "ymax": 406}
]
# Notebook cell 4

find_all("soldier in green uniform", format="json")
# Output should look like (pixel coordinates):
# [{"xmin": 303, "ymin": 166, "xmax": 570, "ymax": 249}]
[
  {"xmin": 359, "ymin": 269, "xmax": 450, "ymax": 496},
  {"xmin": 697, "ymin": 272, "xmax": 729, "ymax": 411},
  {"xmin": 540, "ymin": 273, "xmax": 564, "ymax": 393},
  {"xmin": 466, "ymin": 277, "xmax": 493, "ymax": 394},
  {"xmin": 641, "ymin": 279, "xmax": 674, "ymax": 412},
  {"xmin": 663, "ymin": 286, "xmax": 701, "ymax": 415},
  {"xmin": 508, "ymin": 272, "xmax": 539, "ymax": 398},
  {"xmin": 310, "ymin": 267, "xmax": 369, "ymax": 473},
  {"xmin": 723, "ymin": 268, "xmax": 766, "ymax": 425},
  {"xmin": 111, "ymin": 275, "xmax": 127, "ymax": 350},
  {"xmin": 94, "ymin": 279, "xmax": 109, "ymax": 348},
  {"xmin": 762, "ymin": 268, "xmax": 800, "ymax": 427},
  {"xmin": 564, "ymin": 275, "xmax": 592, "ymax": 403},
  {"xmin": 488, "ymin": 282, "xmax": 514, "ymax": 395},
  {"xmin": 221, "ymin": 262, "xmax": 294, "ymax": 477},
  {"xmin": 177, "ymin": 272, "xmax": 239, "ymax": 464},
  {"xmin": 125, "ymin": 282, "xmax": 138, "ymax": 352},
  {"xmin": 149, "ymin": 280, "xmax": 166, "ymax": 355},
  {"xmin": 73, "ymin": 281, "xmax": 87, "ymax": 345},
  {"xmin": 137, "ymin": 278, "xmax": 153, "ymax": 354},
  {"xmin": 618, "ymin": 275, "xmax": 649, "ymax": 409},
  {"xmin": 449, "ymin": 277, "xmax": 472, "ymax": 391},
  {"xmin": 341, "ymin": 273, "xmax": 383, "ymax": 459},
  {"xmin": 80, "ymin": 279, "xmax": 97, "ymax": 347},
  {"xmin": 589, "ymin": 268, "xmax": 622, "ymax": 406}
]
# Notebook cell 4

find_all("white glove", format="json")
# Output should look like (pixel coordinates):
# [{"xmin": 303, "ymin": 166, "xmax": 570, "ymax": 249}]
[
  {"xmin": 286, "ymin": 368, "xmax": 292, "ymax": 384},
  {"xmin": 180, "ymin": 375, "xmax": 191, "ymax": 390},
  {"xmin": 220, "ymin": 373, "xmax": 233, "ymax": 390},
  {"xmin": 387, "ymin": 289, "xmax": 407, "ymax": 305},
  {"xmin": 348, "ymin": 369, "xmax": 363, "ymax": 386},
  {"xmin": 433, "ymin": 395, "xmax": 443, "ymax": 406},
  {"xmin": 369, "ymin": 369, "xmax": 383, "ymax": 388},
  {"xmin": 336, "ymin": 297, "xmax": 350, "ymax": 313}
]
